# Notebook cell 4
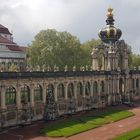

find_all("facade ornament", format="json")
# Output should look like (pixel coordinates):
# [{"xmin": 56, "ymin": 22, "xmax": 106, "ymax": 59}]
[
  {"xmin": 73, "ymin": 66, "xmax": 76, "ymax": 71},
  {"xmin": 47, "ymin": 65, "xmax": 51, "ymax": 71},
  {"xmin": 36, "ymin": 65, "xmax": 40, "ymax": 71},
  {"xmin": 56, "ymin": 66, "xmax": 59, "ymax": 71},
  {"xmin": 86, "ymin": 65, "xmax": 88, "ymax": 71},
  {"xmin": 42, "ymin": 64, "xmax": 46, "ymax": 72},
  {"xmin": 54, "ymin": 65, "xmax": 57, "ymax": 72},
  {"xmin": 64, "ymin": 65, "xmax": 68, "ymax": 72}
]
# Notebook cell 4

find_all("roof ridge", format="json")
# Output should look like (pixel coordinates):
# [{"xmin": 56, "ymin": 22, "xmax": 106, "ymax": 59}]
[{"xmin": 0, "ymin": 24, "xmax": 7, "ymax": 28}]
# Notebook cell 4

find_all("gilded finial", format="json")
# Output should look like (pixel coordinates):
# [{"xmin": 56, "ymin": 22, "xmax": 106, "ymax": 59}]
[{"xmin": 107, "ymin": 7, "xmax": 113, "ymax": 17}]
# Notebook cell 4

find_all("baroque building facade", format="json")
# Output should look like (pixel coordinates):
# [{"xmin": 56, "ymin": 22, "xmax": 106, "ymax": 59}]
[
  {"xmin": 0, "ymin": 8, "xmax": 140, "ymax": 129},
  {"xmin": 0, "ymin": 24, "xmax": 26, "ymax": 71}
]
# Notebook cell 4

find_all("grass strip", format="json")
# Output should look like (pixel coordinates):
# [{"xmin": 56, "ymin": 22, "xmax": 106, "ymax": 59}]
[
  {"xmin": 41, "ymin": 109, "xmax": 134, "ymax": 138},
  {"xmin": 112, "ymin": 128, "xmax": 140, "ymax": 140}
]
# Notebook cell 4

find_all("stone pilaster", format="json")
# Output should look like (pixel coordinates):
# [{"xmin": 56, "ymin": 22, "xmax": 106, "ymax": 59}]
[
  {"xmin": 54, "ymin": 83, "xmax": 58, "ymax": 102},
  {"xmin": 64, "ymin": 82, "xmax": 68, "ymax": 100},
  {"xmin": 16, "ymin": 85, "xmax": 21, "ymax": 109},
  {"xmin": 98, "ymin": 81, "xmax": 101, "ymax": 102},
  {"xmin": 117, "ymin": 78, "xmax": 119, "ymax": 93},
  {"xmin": 107, "ymin": 79, "xmax": 111, "ymax": 105},
  {"xmin": 90, "ymin": 81, "xmax": 93, "ymax": 97},
  {"xmin": 1, "ymin": 85, "xmax": 6, "ymax": 109},
  {"xmin": 42, "ymin": 83, "xmax": 47, "ymax": 103},
  {"xmin": 83, "ymin": 82, "xmax": 86, "ymax": 98},
  {"xmin": 30, "ymin": 84, "xmax": 34, "ymax": 107},
  {"xmin": 74, "ymin": 81, "xmax": 77, "ymax": 99}
]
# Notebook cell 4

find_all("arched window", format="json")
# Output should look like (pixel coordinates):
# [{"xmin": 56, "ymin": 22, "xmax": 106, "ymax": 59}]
[
  {"xmin": 101, "ymin": 81, "xmax": 105, "ymax": 92},
  {"xmin": 85, "ymin": 82, "xmax": 90, "ymax": 96},
  {"xmin": 67, "ymin": 83, "xmax": 74, "ymax": 98},
  {"xmin": 6, "ymin": 86, "xmax": 16, "ymax": 105},
  {"xmin": 77, "ymin": 82, "xmax": 83, "ymax": 97},
  {"xmin": 93, "ymin": 81, "xmax": 98, "ymax": 93},
  {"xmin": 34, "ymin": 84, "xmax": 42, "ymax": 101},
  {"xmin": 136, "ymin": 79, "xmax": 139, "ymax": 89},
  {"xmin": 21, "ymin": 85, "xmax": 30, "ymax": 103},
  {"xmin": 57, "ymin": 83, "xmax": 64, "ymax": 99}
]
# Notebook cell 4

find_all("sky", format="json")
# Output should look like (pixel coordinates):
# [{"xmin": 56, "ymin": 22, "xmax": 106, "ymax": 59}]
[{"xmin": 0, "ymin": 0, "xmax": 140, "ymax": 53}]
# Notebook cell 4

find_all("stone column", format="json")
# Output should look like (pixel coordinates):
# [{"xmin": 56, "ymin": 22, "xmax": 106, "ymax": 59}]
[
  {"xmin": 112, "ymin": 78, "xmax": 115, "ymax": 94},
  {"xmin": 113, "ymin": 78, "xmax": 116, "ymax": 103},
  {"xmin": 127, "ymin": 78, "xmax": 130, "ymax": 93},
  {"xmin": 42, "ymin": 83, "xmax": 47, "ymax": 104},
  {"xmin": 74, "ymin": 82, "xmax": 77, "ymax": 99},
  {"xmin": 30, "ymin": 84, "xmax": 34, "ymax": 107},
  {"xmin": 1, "ymin": 85, "xmax": 6, "ymax": 109},
  {"xmin": 90, "ymin": 81, "xmax": 93, "ymax": 97},
  {"xmin": 104, "ymin": 57, "xmax": 107, "ymax": 70},
  {"xmin": 64, "ymin": 82, "xmax": 68, "ymax": 100},
  {"xmin": 16, "ymin": 85, "xmax": 21, "ymax": 109},
  {"xmin": 98, "ymin": 81, "xmax": 101, "ymax": 103},
  {"xmin": 117, "ymin": 78, "xmax": 119, "ymax": 93},
  {"xmin": 92, "ymin": 57, "xmax": 98, "ymax": 71},
  {"xmin": 83, "ymin": 82, "xmax": 86, "ymax": 98},
  {"xmin": 108, "ymin": 79, "xmax": 111, "ymax": 105},
  {"xmin": 54, "ymin": 83, "xmax": 58, "ymax": 102},
  {"xmin": 92, "ymin": 59, "xmax": 96, "ymax": 70},
  {"xmin": 101, "ymin": 56, "xmax": 105, "ymax": 70},
  {"xmin": 107, "ymin": 79, "xmax": 111, "ymax": 106},
  {"xmin": 107, "ymin": 56, "xmax": 111, "ymax": 71}
]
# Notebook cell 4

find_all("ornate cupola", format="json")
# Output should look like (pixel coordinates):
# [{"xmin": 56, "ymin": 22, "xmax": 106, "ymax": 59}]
[{"xmin": 98, "ymin": 7, "xmax": 122, "ymax": 44}]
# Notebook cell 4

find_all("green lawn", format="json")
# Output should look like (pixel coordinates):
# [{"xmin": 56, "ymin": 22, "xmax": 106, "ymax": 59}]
[
  {"xmin": 41, "ymin": 109, "xmax": 134, "ymax": 138},
  {"xmin": 112, "ymin": 128, "xmax": 140, "ymax": 140}
]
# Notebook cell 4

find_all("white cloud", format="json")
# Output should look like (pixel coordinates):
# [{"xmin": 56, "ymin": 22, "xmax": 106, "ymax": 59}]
[{"xmin": 0, "ymin": 0, "xmax": 140, "ymax": 53}]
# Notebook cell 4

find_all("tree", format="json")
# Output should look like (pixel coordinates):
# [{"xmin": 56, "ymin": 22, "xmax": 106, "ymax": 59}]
[
  {"xmin": 80, "ymin": 39, "xmax": 101, "ymax": 66},
  {"xmin": 27, "ymin": 29, "xmax": 82, "ymax": 70},
  {"xmin": 130, "ymin": 54, "xmax": 140, "ymax": 68}
]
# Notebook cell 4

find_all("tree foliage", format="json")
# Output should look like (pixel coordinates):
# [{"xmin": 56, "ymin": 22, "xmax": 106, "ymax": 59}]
[
  {"xmin": 28, "ymin": 29, "xmax": 82, "ymax": 70},
  {"xmin": 130, "ymin": 54, "xmax": 140, "ymax": 68},
  {"xmin": 27, "ymin": 29, "xmax": 99, "ymax": 70},
  {"xmin": 80, "ymin": 39, "xmax": 101, "ymax": 66},
  {"xmin": 27, "ymin": 28, "xmax": 140, "ymax": 70}
]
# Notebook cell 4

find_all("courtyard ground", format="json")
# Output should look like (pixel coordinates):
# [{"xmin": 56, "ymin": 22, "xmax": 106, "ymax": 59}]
[{"xmin": 0, "ymin": 104, "xmax": 140, "ymax": 140}]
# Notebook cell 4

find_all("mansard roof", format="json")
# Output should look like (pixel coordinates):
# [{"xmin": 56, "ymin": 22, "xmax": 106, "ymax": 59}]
[
  {"xmin": 0, "ymin": 24, "xmax": 12, "ymax": 35},
  {"xmin": 0, "ymin": 35, "xmax": 24, "ymax": 52},
  {"xmin": 6, "ymin": 45, "xmax": 23, "ymax": 51},
  {"xmin": 19, "ymin": 46, "xmax": 27, "ymax": 52},
  {"xmin": 0, "ymin": 35, "xmax": 16, "ymax": 44}
]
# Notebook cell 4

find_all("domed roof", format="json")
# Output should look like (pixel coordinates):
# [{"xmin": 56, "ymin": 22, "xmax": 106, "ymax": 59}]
[{"xmin": 98, "ymin": 8, "xmax": 122, "ymax": 44}]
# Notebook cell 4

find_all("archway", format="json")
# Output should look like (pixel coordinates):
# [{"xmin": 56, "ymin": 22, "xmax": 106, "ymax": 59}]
[
  {"xmin": 6, "ymin": 86, "xmax": 16, "ymax": 105},
  {"xmin": 57, "ymin": 83, "xmax": 65, "ymax": 99},
  {"xmin": 77, "ymin": 82, "xmax": 83, "ymax": 107},
  {"xmin": 21, "ymin": 85, "xmax": 30, "ymax": 103},
  {"xmin": 67, "ymin": 83, "xmax": 74, "ymax": 99},
  {"xmin": 34, "ymin": 84, "xmax": 42, "ymax": 101},
  {"xmin": 85, "ymin": 82, "xmax": 90, "ymax": 96}
]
